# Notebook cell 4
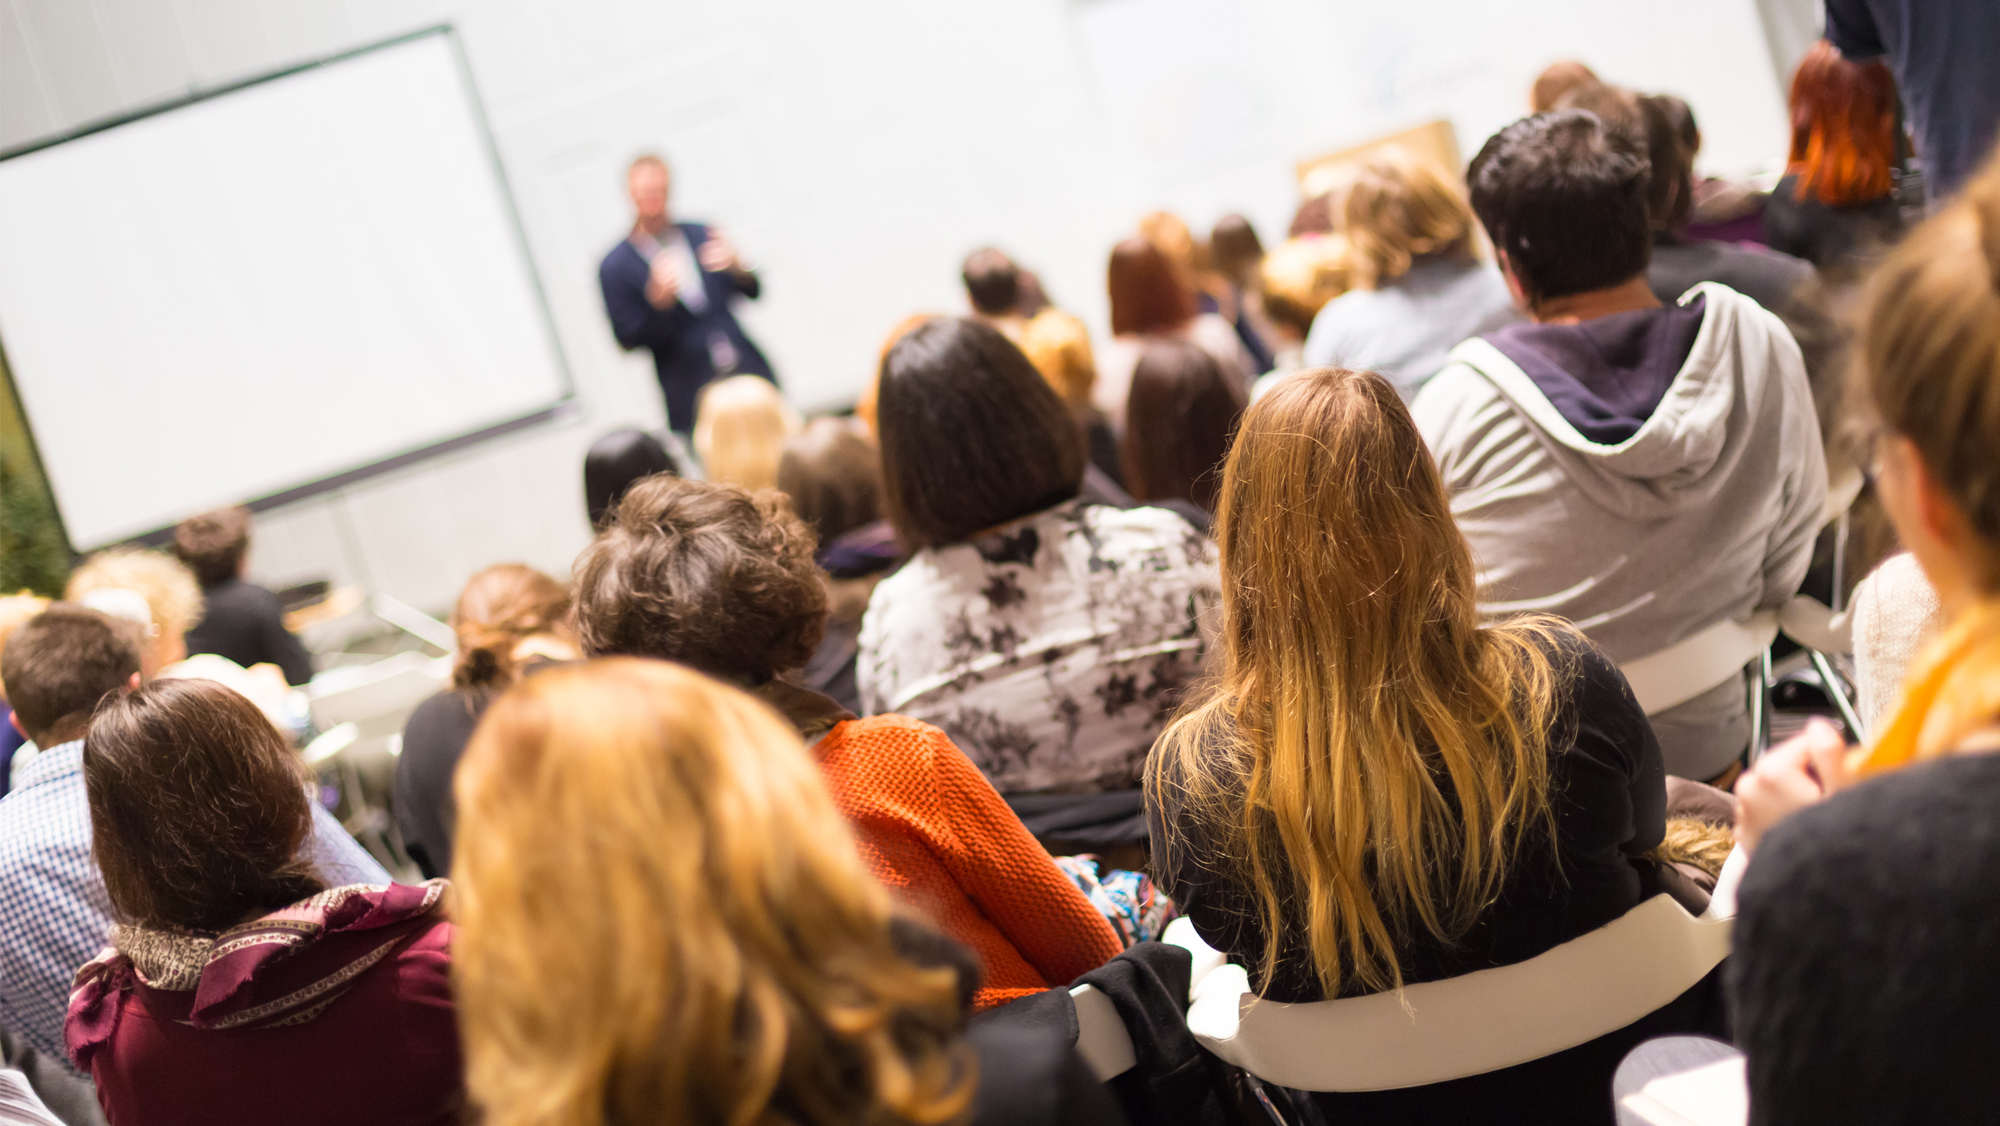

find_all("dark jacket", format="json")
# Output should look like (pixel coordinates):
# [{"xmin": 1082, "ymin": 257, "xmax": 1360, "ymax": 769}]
[
  {"xmin": 183, "ymin": 578, "xmax": 314, "ymax": 686},
  {"xmin": 597, "ymin": 221, "xmax": 773, "ymax": 431},
  {"xmin": 392, "ymin": 689, "xmax": 493, "ymax": 878}
]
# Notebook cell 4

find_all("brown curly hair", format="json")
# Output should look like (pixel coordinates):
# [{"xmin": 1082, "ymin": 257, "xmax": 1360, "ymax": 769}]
[{"xmin": 572, "ymin": 477, "xmax": 827, "ymax": 684}]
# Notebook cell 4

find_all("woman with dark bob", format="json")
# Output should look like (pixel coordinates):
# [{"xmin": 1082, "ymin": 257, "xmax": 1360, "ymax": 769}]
[
  {"xmin": 572, "ymin": 474, "xmax": 1124, "ymax": 1008},
  {"xmin": 1120, "ymin": 339, "xmax": 1247, "ymax": 525},
  {"xmin": 66, "ymin": 679, "xmax": 460, "ymax": 1126},
  {"xmin": 858, "ymin": 317, "xmax": 1221, "ymax": 797}
]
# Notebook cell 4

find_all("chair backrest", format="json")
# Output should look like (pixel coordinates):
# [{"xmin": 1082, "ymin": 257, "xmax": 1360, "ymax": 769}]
[
  {"xmin": 1069, "ymin": 983, "xmax": 1137, "ymax": 1081},
  {"xmin": 1186, "ymin": 892, "xmax": 1734, "ymax": 1092},
  {"xmin": 1620, "ymin": 614, "xmax": 1779, "ymax": 718}
]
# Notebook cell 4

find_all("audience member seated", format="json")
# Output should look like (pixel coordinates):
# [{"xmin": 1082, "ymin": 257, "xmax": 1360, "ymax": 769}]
[
  {"xmin": 1301, "ymin": 150, "xmax": 1518, "ymax": 398},
  {"xmin": 1098, "ymin": 237, "xmax": 1252, "ymax": 432},
  {"xmin": 961, "ymin": 245, "xmax": 1030, "ymax": 340},
  {"xmin": 1150, "ymin": 368, "xmax": 1722, "ymax": 1124},
  {"xmin": 0, "ymin": 594, "xmax": 49, "ymax": 798},
  {"xmin": 573, "ymin": 476, "xmax": 1124, "ymax": 1007},
  {"xmin": 450, "ymin": 659, "xmax": 1126, "ymax": 1125},
  {"xmin": 0, "ymin": 606, "xmax": 387, "ymax": 1068},
  {"xmin": 1119, "ymin": 340, "xmax": 1245, "ymax": 530},
  {"xmin": 1139, "ymin": 210, "xmax": 1273, "ymax": 373},
  {"xmin": 393, "ymin": 564, "xmax": 577, "ymax": 879},
  {"xmin": 1530, "ymin": 58, "xmax": 1600, "ymax": 113},
  {"xmin": 1251, "ymin": 234, "xmax": 1350, "ymax": 383},
  {"xmin": 691, "ymin": 372, "xmax": 797, "ymax": 492},
  {"xmin": 1736, "ymin": 147, "xmax": 2000, "ymax": 853},
  {"xmin": 1208, "ymin": 212, "xmax": 1282, "ymax": 368},
  {"xmin": 1416, "ymin": 109, "xmax": 1826, "ymax": 782},
  {"xmin": 859, "ymin": 317, "xmax": 1221, "ymax": 795},
  {"xmin": 583, "ymin": 427, "xmax": 683, "ymax": 529},
  {"xmin": 64, "ymin": 548, "xmax": 302, "ymax": 744},
  {"xmin": 1017, "ymin": 307, "xmax": 1122, "ymax": 487},
  {"xmin": 1764, "ymin": 40, "xmax": 1907, "ymax": 275},
  {"xmin": 65, "ymin": 679, "xmax": 459, "ymax": 1126},
  {"xmin": 171, "ymin": 506, "xmax": 313, "ymax": 686},
  {"xmin": 777, "ymin": 417, "xmax": 901, "ymax": 712}
]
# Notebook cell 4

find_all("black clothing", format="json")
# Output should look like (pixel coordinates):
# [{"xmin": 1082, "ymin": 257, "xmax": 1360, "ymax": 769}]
[
  {"xmin": 183, "ymin": 578, "xmax": 314, "ymax": 686},
  {"xmin": 391, "ymin": 689, "xmax": 492, "ymax": 878},
  {"xmin": 1761, "ymin": 174, "xmax": 1904, "ymax": 275}
]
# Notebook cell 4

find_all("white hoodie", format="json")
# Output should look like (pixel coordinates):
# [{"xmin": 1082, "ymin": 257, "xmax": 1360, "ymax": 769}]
[{"xmin": 1413, "ymin": 283, "xmax": 1827, "ymax": 779}]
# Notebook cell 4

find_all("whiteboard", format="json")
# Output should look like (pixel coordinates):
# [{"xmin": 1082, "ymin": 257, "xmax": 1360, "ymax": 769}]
[{"xmin": 0, "ymin": 28, "xmax": 570, "ymax": 550}]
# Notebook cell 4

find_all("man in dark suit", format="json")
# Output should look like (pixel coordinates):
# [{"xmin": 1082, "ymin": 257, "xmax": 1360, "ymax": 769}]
[{"xmin": 597, "ymin": 153, "xmax": 774, "ymax": 434}]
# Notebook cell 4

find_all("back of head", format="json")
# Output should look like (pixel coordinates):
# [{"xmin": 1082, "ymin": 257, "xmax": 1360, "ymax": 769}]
[
  {"xmin": 65, "ymin": 548, "xmax": 204, "ymax": 668},
  {"xmin": 1107, "ymin": 236, "xmax": 1197, "ymax": 335},
  {"xmin": 1529, "ymin": 59, "xmax": 1599, "ymax": 114},
  {"xmin": 1788, "ymin": 40, "xmax": 1899, "ymax": 207},
  {"xmin": 572, "ymin": 476, "xmax": 826, "ymax": 684},
  {"xmin": 1288, "ymin": 193, "xmax": 1335, "ymax": 238},
  {"xmin": 776, "ymin": 416, "xmax": 883, "ymax": 549},
  {"xmin": 450, "ymin": 659, "xmax": 972, "ymax": 1126},
  {"xmin": 1017, "ymin": 309, "xmax": 1099, "ymax": 411},
  {"xmin": 1209, "ymin": 214, "xmax": 1265, "ymax": 288},
  {"xmin": 1333, "ymin": 150, "xmax": 1478, "ymax": 289},
  {"xmin": 451, "ymin": 564, "xmax": 573, "ymax": 692},
  {"xmin": 856, "ymin": 313, "xmax": 938, "ymax": 437},
  {"xmin": 170, "ymin": 506, "xmax": 252, "ymax": 588},
  {"xmin": 874, "ymin": 317, "xmax": 1085, "ymax": 547},
  {"xmin": 1120, "ymin": 340, "xmax": 1245, "ymax": 513},
  {"xmin": 0, "ymin": 604, "xmax": 143, "ymax": 745},
  {"xmin": 0, "ymin": 592, "xmax": 52, "ymax": 703},
  {"xmin": 1137, "ymin": 210, "xmax": 1200, "ymax": 274},
  {"xmin": 1468, "ymin": 109, "xmax": 1653, "ymax": 306},
  {"xmin": 1731, "ymin": 753, "xmax": 2000, "ymax": 1124},
  {"xmin": 1856, "ymin": 148, "xmax": 2000, "ymax": 595},
  {"xmin": 1635, "ymin": 92, "xmax": 1697, "ymax": 233},
  {"xmin": 960, "ymin": 246, "xmax": 1022, "ymax": 317},
  {"xmin": 1259, "ymin": 237, "xmax": 1352, "ymax": 340},
  {"xmin": 1150, "ymin": 368, "xmax": 1562, "ymax": 997},
  {"xmin": 584, "ymin": 428, "xmax": 676, "ymax": 529},
  {"xmin": 84, "ymin": 677, "xmax": 321, "ymax": 933},
  {"xmin": 692, "ymin": 375, "xmax": 798, "ymax": 493}
]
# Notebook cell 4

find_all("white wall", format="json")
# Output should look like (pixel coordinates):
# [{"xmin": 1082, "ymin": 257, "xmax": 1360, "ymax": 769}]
[{"xmin": 0, "ymin": 0, "xmax": 1791, "ymax": 612}]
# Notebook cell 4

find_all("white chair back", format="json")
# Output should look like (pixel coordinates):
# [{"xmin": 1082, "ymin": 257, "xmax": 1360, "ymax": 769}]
[{"xmin": 1069, "ymin": 983, "xmax": 1137, "ymax": 1081}]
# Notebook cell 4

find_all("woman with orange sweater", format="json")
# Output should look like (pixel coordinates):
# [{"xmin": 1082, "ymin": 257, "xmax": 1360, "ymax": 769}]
[{"xmin": 570, "ymin": 474, "xmax": 1122, "ymax": 1007}]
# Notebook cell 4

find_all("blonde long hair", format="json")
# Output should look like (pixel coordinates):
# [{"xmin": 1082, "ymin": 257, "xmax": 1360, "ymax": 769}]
[
  {"xmin": 451, "ymin": 659, "xmax": 973, "ymax": 1126},
  {"xmin": 1147, "ymin": 368, "xmax": 1564, "ymax": 998},
  {"xmin": 1328, "ymin": 150, "xmax": 1478, "ymax": 291}
]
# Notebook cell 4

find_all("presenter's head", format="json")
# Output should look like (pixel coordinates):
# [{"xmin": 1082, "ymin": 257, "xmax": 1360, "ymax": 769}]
[{"xmin": 627, "ymin": 153, "xmax": 671, "ymax": 233}]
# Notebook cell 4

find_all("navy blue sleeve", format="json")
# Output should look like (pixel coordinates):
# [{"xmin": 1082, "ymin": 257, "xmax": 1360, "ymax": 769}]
[
  {"xmin": 1824, "ymin": 0, "xmax": 1886, "ymax": 59},
  {"xmin": 598, "ymin": 248, "xmax": 687, "ymax": 352}
]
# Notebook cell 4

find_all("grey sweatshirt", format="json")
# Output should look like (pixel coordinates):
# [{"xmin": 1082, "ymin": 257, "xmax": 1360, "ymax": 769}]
[{"xmin": 1412, "ymin": 283, "xmax": 1827, "ymax": 779}]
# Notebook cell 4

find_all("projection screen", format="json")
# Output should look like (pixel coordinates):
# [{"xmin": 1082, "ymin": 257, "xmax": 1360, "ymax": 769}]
[{"xmin": 0, "ymin": 27, "xmax": 571, "ymax": 550}]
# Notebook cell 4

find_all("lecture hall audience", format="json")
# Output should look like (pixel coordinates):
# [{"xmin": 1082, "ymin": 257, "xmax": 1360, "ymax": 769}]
[
  {"xmin": 1098, "ymin": 237, "xmax": 1252, "ymax": 432},
  {"xmin": 1118, "ymin": 340, "xmax": 1245, "ymax": 526},
  {"xmin": 170, "ymin": 506, "xmax": 314, "ymax": 686},
  {"xmin": 1764, "ymin": 40, "xmax": 1907, "ymax": 273},
  {"xmin": 691, "ymin": 371, "xmax": 797, "ymax": 493},
  {"xmin": 1415, "ymin": 108, "xmax": 1826, "ymax": 783}
]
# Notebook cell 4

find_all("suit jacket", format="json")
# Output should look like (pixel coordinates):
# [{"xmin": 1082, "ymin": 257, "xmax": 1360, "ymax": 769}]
[{"xmin": 598, "ymin": 221, "xmax": 773, "ymax": 431}]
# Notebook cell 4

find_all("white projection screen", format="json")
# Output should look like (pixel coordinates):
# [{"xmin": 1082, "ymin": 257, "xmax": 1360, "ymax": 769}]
[{"xmin": 0, "ymin": 28, "xmax": 571, "ymax": 550}]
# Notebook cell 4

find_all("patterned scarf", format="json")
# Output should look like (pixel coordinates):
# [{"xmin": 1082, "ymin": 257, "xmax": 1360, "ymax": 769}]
[{"xmin": 1854, "ymin": 600, "xmax": 2000, "ymax": 777}]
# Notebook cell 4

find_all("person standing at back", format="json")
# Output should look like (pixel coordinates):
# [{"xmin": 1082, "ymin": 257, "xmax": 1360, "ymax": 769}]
[
  {"xmin": 597, "ymin": 153, "xmax": 774, "ymax": 435},
  {"xmin": 1414, "ymin": 110, "xmax": 1826, "ymax": 784},
  {"xmin": 1825, "ymin": 0, "xmax": 2000, "ymax": 202},
  {"xmin": 172, "ymin": 506, "xmax": 313, "ymax": 687}
]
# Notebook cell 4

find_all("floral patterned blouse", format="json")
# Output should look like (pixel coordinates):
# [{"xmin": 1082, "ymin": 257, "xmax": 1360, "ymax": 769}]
[{"xmin": 858, "ymin": 500, "xmax": 1221, "ymax": 794}]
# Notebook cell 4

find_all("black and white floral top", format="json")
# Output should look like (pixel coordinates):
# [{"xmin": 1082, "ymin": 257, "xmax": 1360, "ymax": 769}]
[{"xmin": 857, "ymin": 500, "xmax": 1221, "ymax": 794}]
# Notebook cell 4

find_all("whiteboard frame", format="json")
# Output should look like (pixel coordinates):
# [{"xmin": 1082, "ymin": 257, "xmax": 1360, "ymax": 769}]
[{"xmin": 0, "ymin": 23, "xmax": 576, "ymax": 554}]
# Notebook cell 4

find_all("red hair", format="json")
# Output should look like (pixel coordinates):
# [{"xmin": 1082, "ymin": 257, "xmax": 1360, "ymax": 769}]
[
  {"xmin": 1107, "ymin": 237, "xmax": 1197, "ymax": 336},
  {"xmin": 1787, "ymin": 40, "xmax": 1898, "ymax": 207}
]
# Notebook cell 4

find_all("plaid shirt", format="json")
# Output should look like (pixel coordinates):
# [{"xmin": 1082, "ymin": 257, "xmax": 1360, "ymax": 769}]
[{"xmin": 0, "ymin": 740, "xmax": 389, "ymax": 1069}]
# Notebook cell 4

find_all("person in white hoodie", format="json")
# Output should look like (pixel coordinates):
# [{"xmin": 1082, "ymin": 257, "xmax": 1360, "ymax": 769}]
[{"xmin": 1413, "ymin": 109, "xmax": 1826, "ymax": 783}]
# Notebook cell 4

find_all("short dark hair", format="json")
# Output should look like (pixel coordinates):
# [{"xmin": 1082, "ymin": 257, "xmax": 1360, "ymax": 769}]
[
  {"xmin": 85, "ymin": 678, "xmax": 323, "ymax": 932},
  {"xmin": 961, "ymin": 247, "xmax": 1022, "ymax": 317},
  {"xmin": 583, "ymin": 428, "xmax": 676, "ymax": 529},
  {"xmin": 0, "ymin": 605, "xmax": 143, "ymax": 744},
  {"xmin": 875, "ymin": 317, "xmax": 1084, "ymax": 547},
  {"xmin": 1107, "ymin": 237, "xmax": 1197, "ymax": 336},
  {"xmin": 1638, "ymin": 92, "xmax": 1697, "ymax": 233},
  {"xmin": 572, "ymin": 476, "xmax": 826, "ymax": 684},
  {"xmin": 171, "ymin": 506, "xmax": 251, "ymax": 586},
  {"xmin": 1467, "ymin": 109, "xmax": 1652, "ymax": 305},
  {"xmin": 1208, "ymin": 214, "xmax": 1265, "ymax": 287},
  {"xmin": 777, "ymin": 417, "xmax": 882, "ymax": 549},
  {"xmin": 1121, "ymin": 340, "xmax": 1245, "ymax": 513}
]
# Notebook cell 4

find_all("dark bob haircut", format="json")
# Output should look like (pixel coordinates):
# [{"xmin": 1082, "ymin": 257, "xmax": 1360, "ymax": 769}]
[
  {"xmin": 583, "ymin": 428, "xmax": 676, "ymax": 529},
  {"xmin": 875, "ymin": 317, "xmax": 1084, "ymax": 548},
  {"xmin": 1467, "ymin": 109, "xmax": 1652, "ymax": 305},
  {"xmin": 84, "ymin": 678, "xmax": 324, "ymax": 932},
  {"xmin": 1122, "ymin": 340, "xmax": 1245, "ymax": 514},
  {"xmin": 572, "ymin": 475, "xmax": 826, "ymax": 684},
  {"xmin": 960, "ymin": 247, "xmax": 1022, "ymax": 317}
]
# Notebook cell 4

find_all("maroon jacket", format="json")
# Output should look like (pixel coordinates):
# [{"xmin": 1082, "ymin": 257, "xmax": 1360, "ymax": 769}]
[{"xmin": 67, "ymin": 881, "xmax": 462, "ymax": 1126}]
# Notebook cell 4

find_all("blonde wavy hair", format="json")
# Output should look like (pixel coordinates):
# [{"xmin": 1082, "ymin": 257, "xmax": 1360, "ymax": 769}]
[
  {"xmin": 693, "ymin": 375, "xmax": 799, "ymax": 493},
  {"xmin": 1147, "ymin": 368, "xmax": 1565, "ymax": 998},
  {"xmin": 1327, "ymin": 150, "xmax": 1478, "ymax": 291},
  {"xmin": 65, "ymin": 548, "xmax": 203, "ymax": 671},
  {"xmin": 1016, "ymin": 308, "xmax": 1098, "ymax": 410},
  {"xmin": 452, "ymin": 658, "xmax": 974, "ymax": 1126}
]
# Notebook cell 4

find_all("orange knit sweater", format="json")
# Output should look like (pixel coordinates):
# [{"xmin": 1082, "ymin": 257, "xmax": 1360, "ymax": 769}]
[{"xmin": 812, "ymin": 714, "xmax": 1124, "ymax": 1009}]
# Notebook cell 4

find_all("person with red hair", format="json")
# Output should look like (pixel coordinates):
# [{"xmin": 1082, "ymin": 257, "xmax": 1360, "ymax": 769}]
[{"xmin": 1764, "ymin": 40, "xmax": 1907, "ymax": 272}]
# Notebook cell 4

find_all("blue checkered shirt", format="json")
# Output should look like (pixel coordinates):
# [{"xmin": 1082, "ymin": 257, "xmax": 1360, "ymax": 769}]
[{"xmin": 0, "ymin": 740, "xmax": 389, "ymax": 1069}]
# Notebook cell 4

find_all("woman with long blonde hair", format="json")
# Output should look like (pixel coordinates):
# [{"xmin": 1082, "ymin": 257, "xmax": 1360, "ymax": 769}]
[
  {"xmin": 1147, "ymin": 368, "xmax": 1715, "ymax": 1121},
  {"xmin": 451, "ymin": 659, "xmax": 1118, "ymax": 1125}
]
